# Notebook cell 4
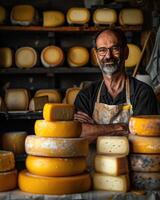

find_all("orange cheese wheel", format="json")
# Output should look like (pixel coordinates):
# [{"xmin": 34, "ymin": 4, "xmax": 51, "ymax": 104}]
[{"xmin": 0, "ymin": 151, "xmax": 15, "ymax": 172}]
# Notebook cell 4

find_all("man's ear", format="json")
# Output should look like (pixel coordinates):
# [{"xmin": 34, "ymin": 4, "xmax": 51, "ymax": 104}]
[{"xmin": 124, "ymin": 45, "xmax": 129, "ymax": 60}]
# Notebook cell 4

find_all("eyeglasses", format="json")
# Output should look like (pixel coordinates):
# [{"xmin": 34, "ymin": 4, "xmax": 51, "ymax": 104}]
[{"xmin": 96, "ymin": 45, "xmax": 121, "ymax": 56}]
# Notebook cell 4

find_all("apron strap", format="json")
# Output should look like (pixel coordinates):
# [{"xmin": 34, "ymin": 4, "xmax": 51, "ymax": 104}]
[
  {"xmin": 126, "ymin": 77, "xmax": 131, "ymax": 105},
  {"xmin": 96, "ymin": 80, "xmax": 104, "ymax": 103}
]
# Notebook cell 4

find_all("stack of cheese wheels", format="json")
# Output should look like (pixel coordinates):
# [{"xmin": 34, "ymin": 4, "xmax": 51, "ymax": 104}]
[
  {"xmin": 63, "ymin": 87, "xmax": 81, "ymax": 105},
  {"xmin": 93, "ymin": 136, "xmax": 130, "ymax": 192},
  {"xmin": 0, "ymin": 151, "xmax": 17, "ymax": 192},
  {"xmin": 0, "ymin": 47, "xmax": 12, "ymax": 68},
  {"xmin": 19, "ymin": 103, "xmax": 91, "ymax": 195},
  {"xmin": 129, "ymin": 115, "xmax": 160, "ymax": 190},
  {"xmin": 0, "ymin": 6, "xmax": 6, "ymax": 24},
  {"xmin": 67, "ymin": 46, "xmax": 89, "ymax": 67},
  {"xmin": 43, "ymin": 11, "xmax": 65, "ymax": 27}
]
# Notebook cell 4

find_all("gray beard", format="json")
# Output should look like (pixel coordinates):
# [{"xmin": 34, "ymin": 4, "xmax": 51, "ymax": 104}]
[{"xmin": 100, "ymin": 59, "xmax": 121, "ymax": 76}]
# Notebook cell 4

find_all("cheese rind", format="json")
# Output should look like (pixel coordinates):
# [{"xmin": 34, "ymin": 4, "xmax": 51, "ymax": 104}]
[
  {"xmin": 97, "ymin": 136, "xmax": 129, "ymax": 155},
  {"xmin": 63, "ymin": 87, "xmax": 81, "ymax": 105},
  {"xmin": 129, "ymin": 116, "xmax": 160, "ymax": 136},
  {"xmin": 93, "ymin": 173, "xmax": 130, "ymax": 192},
  {"xmin": 35, "ymin": 120, "xmax": 81, "ymax": 138},
  {"xmin": 43, "ymin": 11, "xmax": 65, "ymax": 27},
  {"xmin": 125, "ymin": 44, "xmax": 141, "ymax": 67},
  {"xmin": 95, "ymin": 155, "xmax": 128, "ymax": 176},
  {"xmin": 129, "ymin": 154, "xmax": 160, "ymax": 172},
  {"xmin": 0, "ymin": 151, "xmax": 15, "ymax": 172},
  {"xmin": 0, "ymin": 47, "xmax": 12, "ymax": 68},
  {"xmin": 35, "ymin": 89, "xmax": 61, "ymax": 103},
  {"xmin": 129, "ymin": 134, "xmax": 160, "ymax": 154},
  {"xmin": 18, "ymin": 170, "xmax": 91, "ymax": 194},
  {"xmin": 25, "ymin": 135, "xmax": 88, "ymax": 157},
  {"xmin": 0, "ymin": 170, "xmax": 17, "ymax": 192},
  {"xmin": 29, "ymin": 96, "xmax": 49, "ymax": 111},
  {"xmin": 26, "ymin": 155, "xmax": 87, "ymax": 177},
  {"xmin": 43, "ymin": 103, "xmax": 74, "ymax": 121}
]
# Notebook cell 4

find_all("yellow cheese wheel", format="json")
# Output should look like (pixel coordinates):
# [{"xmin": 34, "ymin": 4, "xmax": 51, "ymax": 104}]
[
  {"xmin": 15, "ymin": 47, "xmax": 37, "ymax": 68},
  {"xmin": 119, "ymin": 8, "xmax": 144, "ymax": 25},
  {"xmin": 0, "ymin": 151, "xmax": 15, "ymax": 172},
  {"xmin": 43, "ymin": 11, "xmax": 65, "ymax": 27},
  {"xmin": 25, "ymin": 135, "xmax": 89, "ymax": 157},
  {"xmin": 129, "ymin": 134, "xmax": 160, "ymax": 154},
  {"xmin": 43, "ymin": 103, "xmax": 74, "ymax": 121},
  {"xmin": 26, "ymin": 155, "xmax": 87, "ymax": 177},
  {"xmin": 0, "ymin": 47, "xmax": 12, "ymax": 68},
  {"xmin": 19, "ymin": 170, "xmax": 91, "ymax": 195},
  {"xmin": 2, "ymin": 131, "xmax": 27, "ymax": 155},
  {"xmin": 91, "ymin": 48, "xmax": 98, "ymax": 67},
  {"xmin": 93, "ymin": 8, "xmax": 117, "ymax": 25},
  {"xmin": 0, "ymin": 6, "xmax": 6, "ymax": 24},
  {"xmin": 64, "ymin": 87, "xmax": 81, "ymax": 105},
  {"xmin": 66, "ymin": 7, "xmax": 90, "ymax": 25},
  {"xmin": 34, "ymin": 89, "xmax": 61, "ymax": 103},
  {"xmin": 0, "ymin": 170, "xmax": 17, "ymax": 192},
  {"xmin": 125, "ymin": 44, "xmax": 141, "ymax": 67},
  {"xmin": 35, "ymin": 120, "xmax": 81, "ymax": 137},
  {"xmin": 129, "ymin": 115, "xmax": 160, "ymax": 136},
  {"xmin": 67, "ymin": 46, "xmax": 89, "ymax": 67},
  {"xmin": 5, "ymin": 89, "xmax": 29, "ymax": 111}
]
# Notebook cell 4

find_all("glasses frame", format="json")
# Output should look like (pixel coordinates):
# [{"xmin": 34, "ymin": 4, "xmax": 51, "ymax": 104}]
[{"xmin": 96, "ymin": 45, "xmax": 122, "ymax": 56}]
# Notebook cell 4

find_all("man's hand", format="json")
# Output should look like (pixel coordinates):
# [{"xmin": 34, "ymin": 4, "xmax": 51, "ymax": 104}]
[{"xmin": 74, "ymin": 111, "xmax": 94, "ymax": 124}]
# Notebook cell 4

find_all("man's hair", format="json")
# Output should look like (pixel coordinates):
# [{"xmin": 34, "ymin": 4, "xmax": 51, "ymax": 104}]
[{"xmin": 93, "ymin": 28, "xmax": 127, "ymax": 48}]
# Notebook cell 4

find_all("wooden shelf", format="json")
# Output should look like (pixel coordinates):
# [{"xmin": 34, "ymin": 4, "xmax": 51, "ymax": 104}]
[
  {"xmin": 0, "ymin": 67, "xmax": 101, "ymax": 74},
  {"xmin": 0, "ymin": 25, "xmax": 143, "ymax": 32}
]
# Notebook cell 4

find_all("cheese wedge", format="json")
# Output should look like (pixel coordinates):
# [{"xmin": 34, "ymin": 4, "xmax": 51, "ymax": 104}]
[
  {"xmin": 125, "ymin": 44, "xmax": 141, "ymax": 67},
  {"xmin": 0, "ymin": 151, "xmax": 15, "ymax": 172},
  {"xmin": 35, "ymin": 120, "xmax": 81, "ymax": 137},
  {"xmin": 43, "ymin": 11, "xmax": 65, "ymax": 27},
  {"xmin": 0, "ymin": 47, "xmax": 12, "ymax": 68},
  {"xmin": 35, "ymin": 89, "xmax": 61, "ymax": 103},
  {"xmin": 29, "ymin": 96, "xmax": 48, "ymax": 111},
  {"xmin": 25, "ymin": 135, "xmax": 88, "ymax": 157},
  {"xmin": 0, "ymin": 6, "xmax": 6, "ymax": 24}
]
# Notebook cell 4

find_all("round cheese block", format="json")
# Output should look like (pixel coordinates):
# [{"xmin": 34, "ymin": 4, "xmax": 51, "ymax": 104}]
[
  {"xmin": 25, "ymin": 135, "xmax": 89, "ymax": 157},
  {"xmin": 0, "ymin": 6, "xmax": 6, "ymax": 24},
  {"xmin": 0, "ymin": 47, "xmax": 12, "ymax": 68},
  {"xmin": 91, "ymin": 48, "xmax": 98, "ymax": 67},
  {"xmin": 64, "ymin": 87, "xmax": 81, "ymax": 105},
  {"xmin": 41, "ymin": 46, "xmax": 64, "ymax": 67},
  {"xmin": 15, "ymin": 47, "xmax": 37, "ymax": 68},
  {"xmin": 0, "ymin": 151, "xmax": 15, "ymax": 172},
  {"xmin": 26, "ymin": 155, "xmax": 87, "ymax": 177},
  {"xmin": 125, "ymin": 44, "xmax": 141, "ymax": 67},
  {"xmin": 43, "ymin": 11, "xmax": 65, "ymax": 27},
  {"xmin": 67, "ymin": 46, "xmax": 89, "ymax": 67}
]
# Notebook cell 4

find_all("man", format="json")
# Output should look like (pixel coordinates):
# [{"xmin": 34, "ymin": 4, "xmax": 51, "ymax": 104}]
[{"xmin": 74, "ymin": 28, "xmax": 157, "ymax": 143}]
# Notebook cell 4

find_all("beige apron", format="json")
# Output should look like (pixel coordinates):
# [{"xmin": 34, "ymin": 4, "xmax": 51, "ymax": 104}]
[{"xmin": 87, "ymin": 77, "xmax": 133, "ymax": 171}]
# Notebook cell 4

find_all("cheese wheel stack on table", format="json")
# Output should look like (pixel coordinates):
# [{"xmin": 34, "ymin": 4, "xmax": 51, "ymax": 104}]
[
  {"xmin": 93, "ymin": 136, "xmax": 130, "ymax": 192},
  {"xmin": 19, "ymin": 103, "xmax": 91, "ymax": 195},
  {"xmin": 129, "ymin": 115, "xmax": 160, "ymax": 190},
  {"xmin": 0, "ymin": 150, "xmax": 17, "ymax": 192}
]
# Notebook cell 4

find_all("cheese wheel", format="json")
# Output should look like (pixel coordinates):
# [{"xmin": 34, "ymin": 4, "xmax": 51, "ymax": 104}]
[
  {"xmin": 131, "ymin": 172, "xmax": 160, "ymax": 190},
  {"xmin": 95, "ymin": 155, "xmax": 128, "ymax": 176},
  {"xmin": 2, "ymin": 132, "xmax": 27, "ymax": 155},
  {"xmin": 41, "ymin": 46, "xmax": 64, "ymax": 67},
  {"xmin": 97, "ymin": 136, "xmax": 129, "ymax": 156},
  {"xmin": 26, "ymin": 155, "xmax": 87, "ymax": 177},
  {"xmin": 119, "ymin": 8, "xmax": 144, "ymax": 25},
  {"xmin": 29, "ymin": 96, "xmax": 49, "ymax": 111},
  {"xmin": 91, "ymin": 48, "xmax": 98, "ymax": 67},
  {"xmin": 11, "ymin": 5, "xmax": 37, "ymax": 26},
  {"xmin": 0, "ymin": 151, "xmax": 15, "ymax": 172},
  {"xmin": 129, "ymin": 154, "xmax": 160, "ymax": 172},
  {"xmin": 0, "ymin": 47, "xmax": 12, "ymax": 68},
  {"xmin": 15, "ymin": 47, "xmax": 37, "ymax": 68},
  {"xmin": 93, "ymin": 173, "xmax": 130, "ymax": 192},
  {"xmin": 0, "ymin": 170, "xmax": 17, "ymax": 192},
  {"xmin": 64, "ymin": 87, "xmax": 81, "ymax": 105},
  {"xmin": 67, "ymin": 46, "xmax": 89, "ymax": 67},
  {"xmin": 129, "ymin": 134, "xmax": 160, "ymax": 154},
  {"xmin": 125, "ymin": 44, "xmax": 141, "ymax": 67},
  {"xmin": 0, "ymin": 6, "xmax": 6, "ymax": 24},
  {"xmin": 25, "ymin": 135, "xmax": 88, "ymax": 157},
  {"xmin": 129, "ymin": 115, "xmax": 160, "ymax": 136},
  {"xmin": 67, "ymin": 7, "xmax": 90, "ymax": 25},
  {"xmin": 0, "ymin": 96, "xmax": 7, "ymax": 111},
  {"xmin": 43, "ymin": 103, "xmax": 74, "ymax": 121},
  {"xmin": 35, "ymin": 89, "xmax": 61, "ymax": 103},
  {"xmin": 35, "ymin": 120, "xmax": 81, "ymax": 138},
  {"xmin": 19, "ymin": 170, "xmax": 91, "ymax": 195},
  {"xmin": 5, "ymin": 89, "xmax": 29, "ymax": 111},
  {"xmin": 93, "ymin": 8, "xmax": 117, "ymax": 25},
  {"xmin": 43, "ymin": 11, "xmax": 65, "ymax": 27}
]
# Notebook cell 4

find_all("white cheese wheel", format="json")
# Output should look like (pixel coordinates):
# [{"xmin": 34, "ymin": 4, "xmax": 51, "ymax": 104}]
[
  {"xmin": 93, "ymin": 8, "xmax": 117, "ymax": 25},
  {"xmin": 0, "ymin": 6, "xmax": 6, "ymax": 24},
  {"xmin": 125, "ymin": 44, "xmax": 141, "ymax": 67},
  {"xmin": 0, "ymin": 47, "xmax": 12, "ymax": 68},
  {"xmin": 5, "ymin": 89, "xmax": 29, "ymax": 111},
  {"xmin": 41, "ymin": 46, "xmax": 64, "ymax": 67},
  {"xmin": 93, "ymin": 173, "xmax": 130, "ymax": 192},
  {"xmin": 15, "ymin": 47, "xmax": 37, "ymax": 68},
  {"xmin": 66, "ymin": 7, "xmax": 90, "ymax": 25},
  {"xmin": 0, "ymin": 151, "xmax": 15, "ymax": 172},
  {"xmin": 34, "ymin": 89, "xmax": 61, "ymax": 103},
  {"xmin": 119, "ymin": 8, "xmax": 144, "ymax": 25},
  {"xmin": 67, "ymin": 46, "xmax": 89, "ymax": 67},
  {"xmin": 43, "ymin": 11, "xmax": 65, "ymax": 27},
  {"xmin": 2, "ymin": 131, "xmax": 27, "ymax": 155},
  {"xmin": 25, "ymin": 135, "xmax": 89, "ymax": 157},
  {"xmin": 64, "ymin": 87, "xmax": 81, "ymax": 105}
]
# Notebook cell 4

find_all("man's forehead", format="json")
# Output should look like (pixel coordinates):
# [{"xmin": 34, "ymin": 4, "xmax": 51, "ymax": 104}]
[{"xmin": 96, "ymin": 31, "xmax": 119, "ymax": 45}]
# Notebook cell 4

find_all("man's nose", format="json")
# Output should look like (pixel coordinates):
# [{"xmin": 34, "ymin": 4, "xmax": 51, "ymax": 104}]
[{"xmin": 103, "ymin": 49, "xmax": 112, "ymax": 59}]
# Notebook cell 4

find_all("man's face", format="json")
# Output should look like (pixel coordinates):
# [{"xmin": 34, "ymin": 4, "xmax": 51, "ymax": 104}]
[{"xmin": 96, "ymin": 31, "xmax": 124, "ymax": 76}]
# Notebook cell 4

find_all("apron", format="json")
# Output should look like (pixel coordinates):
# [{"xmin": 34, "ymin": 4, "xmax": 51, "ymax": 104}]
[{"xmin": 87, "ymin": 77, "xmax": 133, "ymax": 171}]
